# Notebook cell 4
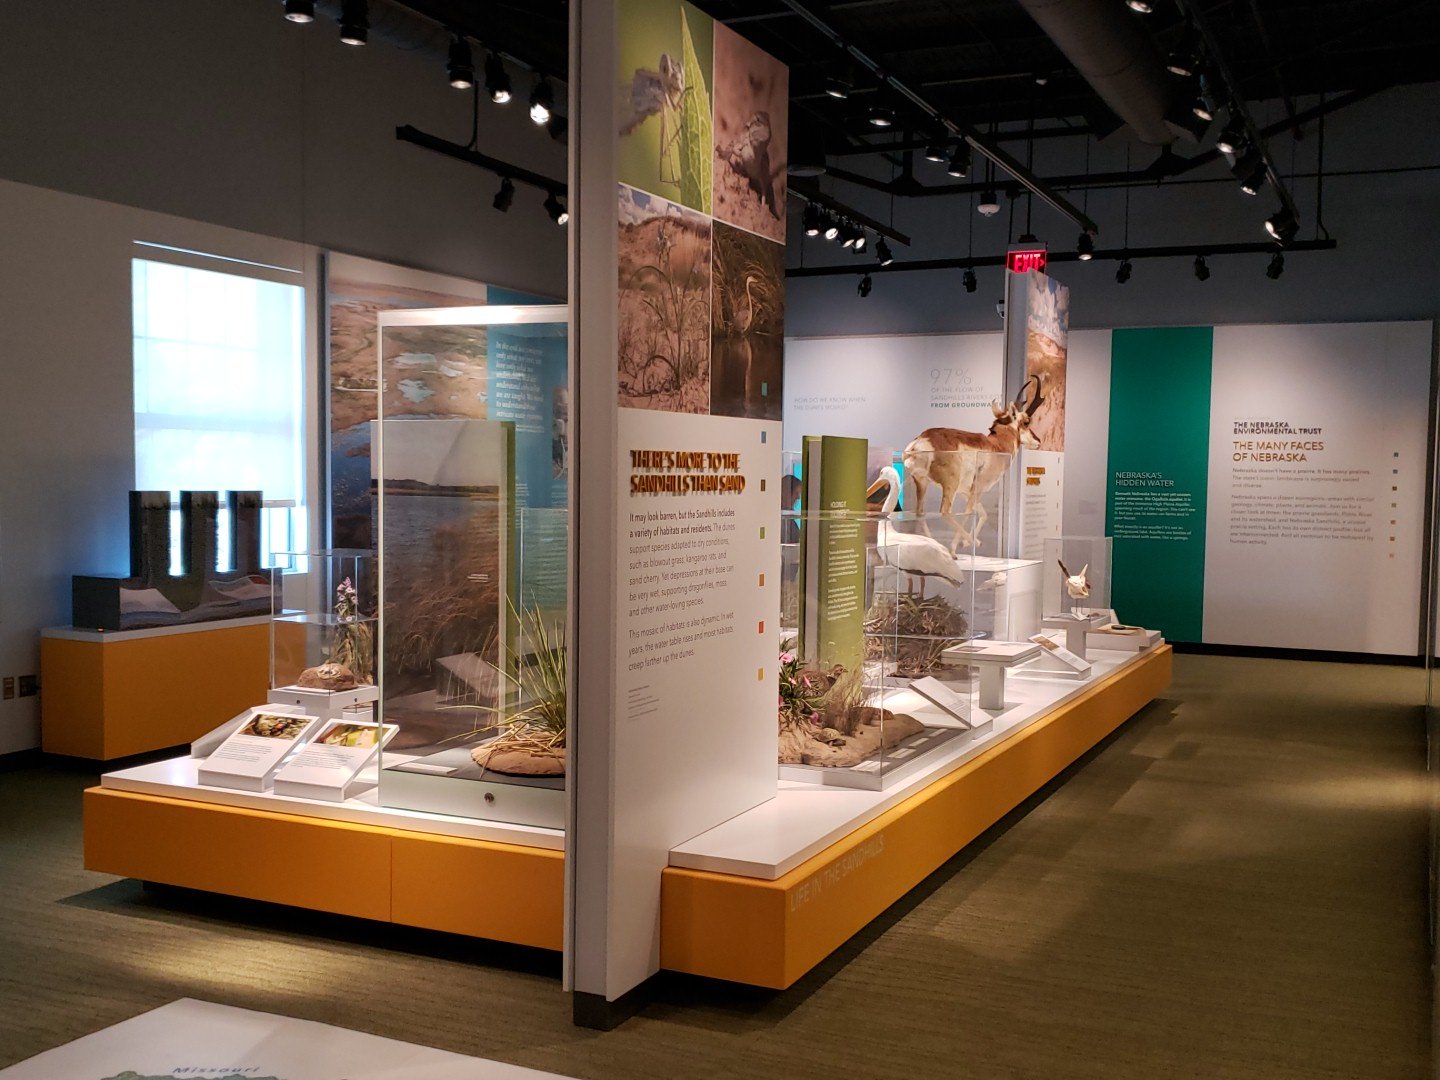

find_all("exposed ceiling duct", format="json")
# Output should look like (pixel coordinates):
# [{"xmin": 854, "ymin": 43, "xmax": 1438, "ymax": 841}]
[{"xmin": 1014, "ymin": 0, "xmax": 1179, "ymax": 145}]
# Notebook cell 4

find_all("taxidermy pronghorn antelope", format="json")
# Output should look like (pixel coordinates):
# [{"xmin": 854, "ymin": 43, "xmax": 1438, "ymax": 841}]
[
  {"xmin": 1057, "ymin": 560, "xmax": 1091, "ymax": 599},
  {"xmin": 902, "ymin": 375, "xmax": 1044, "ymax": 549}
]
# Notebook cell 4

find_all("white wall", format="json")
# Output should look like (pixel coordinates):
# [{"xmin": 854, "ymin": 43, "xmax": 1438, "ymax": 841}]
[{"xmin": 0, "ymin": 1, "xmax": 568, "ymax": 753}]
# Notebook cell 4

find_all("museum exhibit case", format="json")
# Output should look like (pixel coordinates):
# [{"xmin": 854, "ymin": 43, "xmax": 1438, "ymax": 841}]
[
  {"xmin": 269, "ymin": 549, "xmax": 378, "ymax": 720},
  {"xmin": 371, "ymin": 304, "xmax": 570, "ymax": 831},
  {"xmin": 1041, "ymin": 535, "xmax": 1114, "ymax": 660}
]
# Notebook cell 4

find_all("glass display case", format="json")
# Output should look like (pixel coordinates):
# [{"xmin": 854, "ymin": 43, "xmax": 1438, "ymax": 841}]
[
  {"xmin": 779, "ymin": 498, "xmax": 988, "ymax": 791},
  {"xmin": 372, "ymin": 305, "xmax": 569, "ymax": 830},
  {"xmin": 1041, "ymin": 535, "xmax": 1114, "ymax": 659},
  {"xmin": 268, "ymin": 549, "xmax": 379, "ymax": 722}
]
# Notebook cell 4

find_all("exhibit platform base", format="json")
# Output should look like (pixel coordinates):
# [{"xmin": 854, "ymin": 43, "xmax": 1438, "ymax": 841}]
[
  {"xmin": 42, "ymin": 618, "xmax": 269, "ymax": 760},
  {"xmin": 82, "ymin": 646, "xmax": 1170, "ymax": 989},
  {"xmin": 659, "ymin": 645, "xmax": 1172, "ymax": 989}
]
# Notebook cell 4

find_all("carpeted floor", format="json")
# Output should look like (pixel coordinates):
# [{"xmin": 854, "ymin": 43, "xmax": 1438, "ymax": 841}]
[{"xmin": 0, "ymin": 654, "xmax": 1430, "ymax": 1078}]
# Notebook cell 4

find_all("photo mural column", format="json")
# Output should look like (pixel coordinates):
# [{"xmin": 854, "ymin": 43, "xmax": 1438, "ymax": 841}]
[
  {"xmin": 569, "ymin": 0, "xmax": 786, "ymax": 1025},
  {"xmin": 1003, "ymin": 267, "xmax": 1068, "ymax": 558}
]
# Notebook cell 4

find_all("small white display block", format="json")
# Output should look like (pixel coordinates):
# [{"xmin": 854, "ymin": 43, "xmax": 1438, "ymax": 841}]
[
  {"xmin": 909, "ymin": 676, "xmax": 974, "ymax": 729},
  {"xmin": 942, "ymin": 640, "xmax": 1043, "ymax": 711},
  {"xmin": 197, "ymin": 708, "xmax": 320, "ymax": 791},
  {"xmin": 1087, "ymin": 625, "xmax": 1164, "ymax": 653},
  {"xmin": 1024, "ymin": 633, "xmax": 1093, "ymax": 679},
  {"xmin": 273, "ymin": 719, "xmax": 398, "ymax": 802},
  {"xmin": 268, "ymin": 683, "xmax": 379, "ymax": 723},
  {"xmin": 1040, "ymin": 611, "xmax": 1109, "ymax": 660}
]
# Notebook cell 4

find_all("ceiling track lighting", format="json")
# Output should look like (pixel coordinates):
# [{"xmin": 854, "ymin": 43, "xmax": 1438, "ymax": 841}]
[
  {"xmin": 1266, "ymin": 251, "xmax": 1285, "ymax": 279},
  {"xmin": 530, "ymin": 76, "xmax": 556, "ymax": 125},
  {"xmin": 283, "ymin": 0, "xmax": 315, "ymax": 23},
  {"xmin": 923, "ymin": 142, "xmax": 947, "ymax": 164},
  {"xmin": 493, "ymin": 177, "xmax": 515, "ymax": 213},
  {"xmin": 802, "ymin": 203, "xmax": 822, "ymax": 237},
  {"xmin": 448, "ymin": 36, "xmax": 475, "ymax": 90},
  {"xmin": 1077, "ymin": 232, "xmax": 1094, "ymax": 261},
  {"xmin": 485, "ymin": 53, "xmax": 512, "ymax": 104},
  {"xmin": 1193, "ymin": 254, "xmax": 1210, "ymax": 281},
  {"xmin": 1126, "ymin": 0, "xmax": 1154, "ymax": 11},
  {"xmin": 1215, "ymin": 115, "xmax": 1244, "ymax": 156},
  {"xmin": 547, "ymin": 113, "xmax": 568, "ymax": 143},
  {"xmin": 962, "ymin": 268, "xmax": 978, "ymax": 294},
  {"xmin": 866, "ymin": 105, "xmax": 895, "ymax": 129},
  {"xmin": 875, "ymin": 238, "xmax": 894, "ymax": 267},
  {"xmin": 977, "ymin": 189, "xmax": 1001, "ymax": 216},
  {"xmin": 857, "ymin": 273, "xmax": 873, "ymax": 298},
  {"xmin": 854, "ymin": 232, "xmax": 868, "ymax": 254},
  {"xmin": 1264, "ymin": 206, "xmax": 1298, "ymax": 245},
  {"xmin": 1115, "ymin": 258, "xmax": 1133, "ymax": 285},
  {"xmin": 1240, "ymin": 163, "xmax": 1267, "ymax": 197},
  {"xmin": 338, "ymin": 0, "xmax": 368, "ymax": 44},
  {"xmin": 824, "ymin": 74, "xmax": 852, "ymax": 100},
  {"xmin": 947, "ymin": 144, "xmax": 971, "ymax": 179},
  {"xmin": 823, "ymin": 214, "xmax": 841, "ymax": 242},
  {"xmin": 544, "ymin": 192, "xmax": 569, "ymax": 225},
  {"xmin": 1166, "ymin": 23, "xmax": 1198, "ymax": 78}
]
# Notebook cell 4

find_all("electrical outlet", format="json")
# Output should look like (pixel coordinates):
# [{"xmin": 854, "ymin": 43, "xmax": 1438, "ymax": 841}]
[
  {"xmin": 1, "ymin": 677, "xmax": 13, "ymax": 700},
  {"xmin": 17, "ymin": 675, "xmax": 37, "ymax": 698}
]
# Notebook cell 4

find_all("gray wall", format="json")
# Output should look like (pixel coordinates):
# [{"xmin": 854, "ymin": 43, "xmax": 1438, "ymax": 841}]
[
  {"xmin": 787, "ymin": 84, "xmax": 1440, "ymax": 335},
  {"xmin": 0, "ymin": 0, "xmax": 567, "ymax": 753}
]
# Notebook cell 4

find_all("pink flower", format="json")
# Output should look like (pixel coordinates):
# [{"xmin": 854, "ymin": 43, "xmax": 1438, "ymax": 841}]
[{"xmin": 779, "ymin": 651, "xmax": 794, "ymax": 664}]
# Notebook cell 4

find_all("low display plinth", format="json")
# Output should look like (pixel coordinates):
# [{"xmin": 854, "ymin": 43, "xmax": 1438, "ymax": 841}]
[
  {"xmin": 659, "ymin": 645, "xmax": 1172, "ymax": 989},
  {"xmin": 83, "ymin": 785, "xmax": 563, "ymax": 950}
]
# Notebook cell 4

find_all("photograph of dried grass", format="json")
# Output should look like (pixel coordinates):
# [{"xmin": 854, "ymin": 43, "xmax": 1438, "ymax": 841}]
[
  {"xmin": 710, "ymin": 220, "xmax": 783, "ymax": 420},
  {"xmin": 616, "ymin": 0, "xmax": 713, "ymax": 215},
  {"xmin": 712, "ymin": 20, "xmax": 788, "ymax": 244},
  {"xmin": 618, "ymin": 183, "xmax": 713, "ymax": 414},
  {"xmin": 326, "ymin": 254, "xmax": 489, "ymax": 551}
]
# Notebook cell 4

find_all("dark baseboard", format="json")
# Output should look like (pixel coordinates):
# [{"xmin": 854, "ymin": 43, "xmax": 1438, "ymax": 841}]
[
  {"xmin": 0, "ymin": 747, "xmax": 42, "ymax": 773},
  {"xmin": 572, "ymin": 977, "xmax": 657, "ymax": 1030},
  {"xmin": 1169, "ymin": 640, "xmax": 1423, "ymax": 667}
]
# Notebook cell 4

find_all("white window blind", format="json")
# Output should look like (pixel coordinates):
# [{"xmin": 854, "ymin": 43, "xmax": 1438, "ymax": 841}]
[{"xmin": 132, "ymin": 256, "xmax": 307, "ymax": 566}]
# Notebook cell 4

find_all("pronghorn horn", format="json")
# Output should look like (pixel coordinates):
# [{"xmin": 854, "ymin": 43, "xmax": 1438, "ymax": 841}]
[
  {"xmin": 1078, "ymin": 564, "xmax": 1088, "ymax": 579},
  {"xmin": 1017, "ymin": 374, "xmax": 1043, "ymax": 415},
  {"xmin": 990, "ymin": 399, "xmax": 1006, "ymax": 418},
  {"xmin": 1058, "ymin": 558, "xmax": 1072, "ymax": 578}
]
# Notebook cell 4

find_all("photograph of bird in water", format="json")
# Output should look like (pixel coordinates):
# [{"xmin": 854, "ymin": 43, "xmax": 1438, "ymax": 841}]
[
  {"xmin": 710, "ymin": 220, "xmax": 783, "ymax": 419},
  {"xmin": 712, "ymin": 20, "xmax": 788, "ymax": 243}
]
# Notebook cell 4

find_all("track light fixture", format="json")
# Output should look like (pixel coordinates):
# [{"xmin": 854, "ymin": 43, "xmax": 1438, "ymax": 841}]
[
  {"xmin": 875, "ymin": 238, "xmax": 894, "ymax": 266},
  {"xmin": 493, "ymin": 177, "xmax": 515, "ymax": 213},
  {"xmin": 1239, "ymin": 162, "xmax": 1267, "ymax": 197},
  {"xmin": 857, "ymin": 274, "xmax": 873, "ymax": 298},
  {"xmin": 977, "ymin": 189, "xmax": 1000, "ymax": 216},
  {"xmin": 529, "ymin": 77, "xmax": 555, "ymax": 125},
  {"xmin": 485, "ymin": 53, "xmax": 512, "ymax": 104},
  {"xmin": 1077, "ymin": 232, "xmax": 1094, "ymax": 261},
  {"xmin": 1115, "ymin": 258, "xmax": 1133, "ymax": 284},
  {"xmin": 823, "ymin": 214, "xmax": 840, "ymax": 242},
  {"xmin": 1166, "ymin": 23, "xmax": 1198, "ymax": 78},
  {"xmin": 866, "ymin": 105, "xmax": 895, "ymax": 128},
  {"xmin": 547, "ymin": 113, "xmax": 568, "ymax": 142},
  {"xmin": 1266, "ymin": 251, "xmax": 1285, "ymax": 279},
  {"xmin": 824, "ymin": 74, "xmax": 852, "ymax": 100},
  {"xmin": 1126, "ymin": 0, "xmax": 1154, "ymax": 11},
  {"xmin": 448, "ymin": 37, "xmax": 475, "ymax": 90},
  {"xmin": 544, "ymin": 192, "xmax": 568, "ymax": 225},
  {"xmin": 1264, "ymin": 206, "xmax": 1298, "ymax": 245},
  {"xmin": 1193, "ymin": 254, "xmax": 1210, "ymax": 281},
  {"xmin": 802, "ymin": 204, "xmax": 822, "ymax": 237},
  {"xmin": 283, "ymin": 0, "xmax": 315, "ymax": 23},
  {"xmin": 338, "ymin": 0, "xmax": 368, "ymax": 43},
  {"xmin": 962, "ymin": 268, "xmax": 978, "ymax": 294},
  {"xmin": 854, "ymin": 232, "xmax": 867, "ymax": 254},
  {"xmin": 947, "ymin": 144, "xmax": 971, "ymax": 179},
  {"xmin": 924, "ymin": 143, "xmax": 947, "ymax": 164},
  {"xmin": 1215, "ymin": 116, "xmax": 1244, "ymax": 156}
]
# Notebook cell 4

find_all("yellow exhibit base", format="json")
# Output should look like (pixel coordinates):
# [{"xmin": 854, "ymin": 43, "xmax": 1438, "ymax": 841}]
[
  {"xmin": 83, "ymin": 646, "xmax": 1170, "ymax": 983},
  {"xmin": 658, "ymin": 645, "xmax": 1173, "ymax": 989}
]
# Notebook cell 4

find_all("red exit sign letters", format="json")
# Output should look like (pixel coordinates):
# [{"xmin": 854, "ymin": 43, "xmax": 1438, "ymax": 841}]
[{"xmin": 1006, "ymin": 248, "xmax": 1047, "ymax": 273}]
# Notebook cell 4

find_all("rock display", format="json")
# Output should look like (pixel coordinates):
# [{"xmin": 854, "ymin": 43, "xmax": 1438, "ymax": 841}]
[{"xmin": 296, "ymin": 662, "xmax": 359, "ymax": 691}]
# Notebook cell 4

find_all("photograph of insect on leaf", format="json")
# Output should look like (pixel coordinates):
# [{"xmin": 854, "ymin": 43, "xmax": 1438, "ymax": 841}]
[
  {"xmin": 617, "ymin": 0, "xmax": 714, "ymax": 216},
  {"xmin": 712, "ymin": 19, "xmax": 788, "ymax": 243}
]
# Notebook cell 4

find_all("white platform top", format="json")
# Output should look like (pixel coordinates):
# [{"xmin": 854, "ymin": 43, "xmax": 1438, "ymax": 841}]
[
  {"xmin": 101, "ymin": 755, "xmax": 565, "ymax": 851},
  {"xmin": 943, "ymin": 640, "xmax": 1043, "ymax": 665},
  {"xmin": 669, "ymin": 647, "xmax": 1152, "ymax": 880},
  {"xmin": 954, "ymin": 555, "xmax": 1041, "ymax": 573},
  {"xmin": 1041, "ymin": 611, "xmax": 1111, "ymax": 629},
  {"xmin": 44, "ymin": 614, "xmax": 270, "ymax": 643}
]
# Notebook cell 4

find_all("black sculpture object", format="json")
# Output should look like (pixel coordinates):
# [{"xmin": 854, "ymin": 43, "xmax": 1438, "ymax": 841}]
[{"xmin": 72, "ymin": 490, "xmax": 274, "ymax": 631}]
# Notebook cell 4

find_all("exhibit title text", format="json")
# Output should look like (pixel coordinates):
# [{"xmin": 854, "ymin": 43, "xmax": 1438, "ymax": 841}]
[
  {"xmin": 1231, "ymin": 422, "xmax": 1325, "ymax": 462},
  {"xmin": 629, "ymin": 449, "xmax": 747, "ymax": 496}
]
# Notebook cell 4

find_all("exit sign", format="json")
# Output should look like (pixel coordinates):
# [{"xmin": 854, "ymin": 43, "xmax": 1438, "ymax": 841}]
[{"xmin": 1007, "ymin": 248, "xmax": 1047, "ymax": 273}]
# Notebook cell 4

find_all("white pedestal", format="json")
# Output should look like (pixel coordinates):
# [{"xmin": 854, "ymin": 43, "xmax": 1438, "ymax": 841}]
[
  {"xmin": 268, "ymin": 684, "xmax": 379, "ymax": 723},
  {"xmin": 1040, "ymin": 613, "xmax": 1109, "ymax": 660},
  {"xmin": 942, "ymin": 641, "xmax": 1043, "ymax": 710}
]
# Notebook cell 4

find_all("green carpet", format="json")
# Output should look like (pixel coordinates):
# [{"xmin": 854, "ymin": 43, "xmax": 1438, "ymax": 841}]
[{"xmin": 0, "ymin": 654, "xmax": 1429, "ymax": 1078}]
